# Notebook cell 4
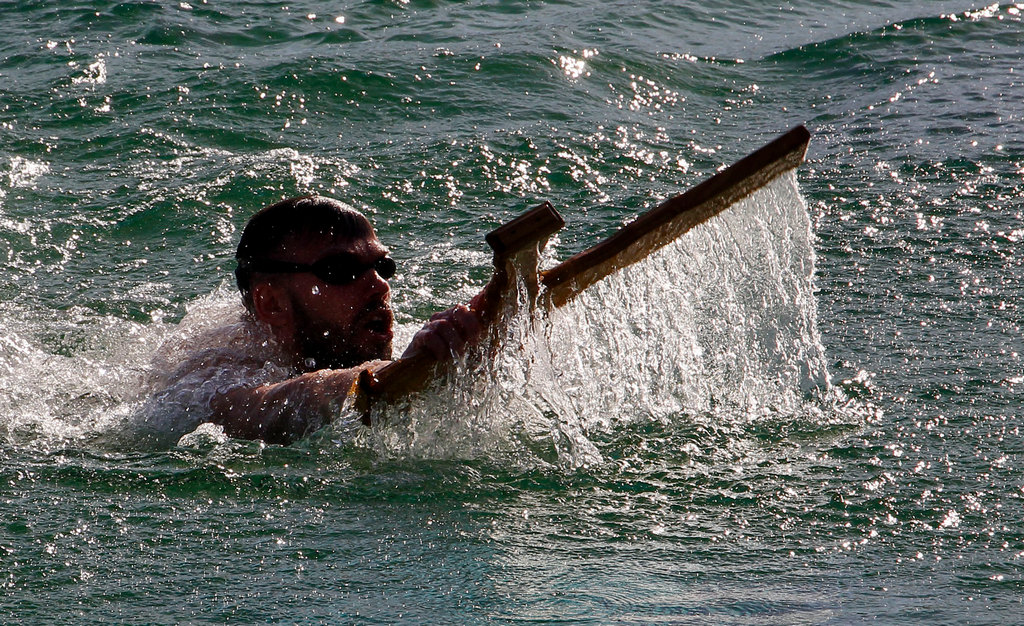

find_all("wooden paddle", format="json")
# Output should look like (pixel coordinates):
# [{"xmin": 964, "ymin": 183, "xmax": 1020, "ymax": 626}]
[{"xmin": 354, "ymin": 125, "xmax": 810, "ymax": 413}]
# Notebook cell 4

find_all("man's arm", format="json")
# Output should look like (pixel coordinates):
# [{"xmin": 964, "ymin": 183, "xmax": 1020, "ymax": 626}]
[
  {"xmin": 210, "ymin": 367, "xmax": 365, "ymax": 445},
  {"xmin": 398, "ymin": 304, "xmax": 483, "ymax": 361},
  {"xmin": 210, "ymin": 305, "xmax": 484, "ymax": 444}
]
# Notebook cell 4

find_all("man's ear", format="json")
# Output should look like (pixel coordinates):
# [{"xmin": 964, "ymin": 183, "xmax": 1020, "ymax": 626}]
[{"xmin": 250, "ymin": 281, "xmax": 293, "ymax": 330}]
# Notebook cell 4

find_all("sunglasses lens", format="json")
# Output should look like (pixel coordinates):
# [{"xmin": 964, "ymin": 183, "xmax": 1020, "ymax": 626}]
[
  {"xmin": 375, "ymin": 256, "xmax": 397, "ymax": 279},
  {"xmin": 316, "ymin": 255, "xmax": 396, "ymax": 284}
]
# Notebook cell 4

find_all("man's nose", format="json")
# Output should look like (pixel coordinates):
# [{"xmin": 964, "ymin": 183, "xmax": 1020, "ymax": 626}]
[{"xmin": 363, "ymin": 265, "xmax": 391, "ymax": 293}]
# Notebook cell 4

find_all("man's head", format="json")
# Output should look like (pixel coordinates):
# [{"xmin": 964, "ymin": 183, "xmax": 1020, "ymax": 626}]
[{"xmin": 235, "ymin": 196, "xmax": 395, "ymax": 370}]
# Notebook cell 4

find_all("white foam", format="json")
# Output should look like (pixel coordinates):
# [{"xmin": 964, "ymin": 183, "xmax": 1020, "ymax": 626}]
[
  {"xmin": 71, "ymin": 54, "xmax": 107, "ymax": 85},
  {"xmin": 7, "ymin": 157, "xmax": 50, "ymax": 189},
  {"xmin": 0, "ymin": 303, "xmax": 165, "ymax": 450},
  {"xmin": 356, "ymin": 173, "xmax": 836, "ymax": 466}
]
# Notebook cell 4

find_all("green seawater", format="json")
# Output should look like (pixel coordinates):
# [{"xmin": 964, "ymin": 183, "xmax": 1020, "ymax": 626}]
[{"xmin": 2, "ymin": 1, "xmax": 1024, "ymax": 623}]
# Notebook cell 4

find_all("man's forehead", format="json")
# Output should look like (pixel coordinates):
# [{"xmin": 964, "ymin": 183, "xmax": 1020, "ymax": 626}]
[{"xmin": 280, "ymin": 230, "xmax": 387, "ymax": 259}]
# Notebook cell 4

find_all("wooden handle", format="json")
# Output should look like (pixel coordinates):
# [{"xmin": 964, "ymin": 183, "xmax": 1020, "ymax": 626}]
[
  {"xmin": 357, "ymin": 202, "xmax": 564, "ymax": 404},
  {"xmin": 485, "ymin": 201, "xmax": 565, "ymax": 256}
]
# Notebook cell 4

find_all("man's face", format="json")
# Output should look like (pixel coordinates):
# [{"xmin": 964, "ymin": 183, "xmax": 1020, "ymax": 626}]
[{"xmin": 274, "ymin": 231, "xmax": 394, "ymax": 370}]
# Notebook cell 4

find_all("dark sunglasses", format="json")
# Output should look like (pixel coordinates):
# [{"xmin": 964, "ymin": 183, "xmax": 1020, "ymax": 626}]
[{"xmin": 239, "ymin": 253, "xmax": 397, "ymax": 285}]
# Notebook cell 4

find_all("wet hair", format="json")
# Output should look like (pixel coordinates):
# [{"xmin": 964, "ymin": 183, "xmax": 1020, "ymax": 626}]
[{"xmin": 234, "ymin": 195, "xmax": 374, "ymax": 312}]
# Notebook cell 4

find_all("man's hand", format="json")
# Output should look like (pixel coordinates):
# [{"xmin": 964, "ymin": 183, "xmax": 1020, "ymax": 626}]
[{"xmin": 400, "ymin": 304, "xmax": 484, "ymax": 361}]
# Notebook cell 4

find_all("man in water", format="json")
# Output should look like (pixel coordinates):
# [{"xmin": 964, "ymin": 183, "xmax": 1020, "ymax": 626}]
[{"xmin": 150, "ymin": 195, "xmax": 483, "ymax": 445}]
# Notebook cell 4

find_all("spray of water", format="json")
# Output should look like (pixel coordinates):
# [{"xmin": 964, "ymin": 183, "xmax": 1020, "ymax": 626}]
[
  {"xmin": 354, "ymin": 173, "xmax": 840, "ymax": 466},
  {"xmin": 0, "ymin": 304, "xmax": 159, "ymax": 450}
]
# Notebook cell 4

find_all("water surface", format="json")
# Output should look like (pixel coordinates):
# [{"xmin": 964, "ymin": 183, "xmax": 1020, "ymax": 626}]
[{"xmin": 2, "ymin": 1, "xmax": 1023, "ymax": 623}]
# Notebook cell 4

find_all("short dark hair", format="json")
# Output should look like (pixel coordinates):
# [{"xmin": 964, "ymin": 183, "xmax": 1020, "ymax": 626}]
[{"xmin": 234, "ymin": 195, "xmax": 374, "ymax": 311}]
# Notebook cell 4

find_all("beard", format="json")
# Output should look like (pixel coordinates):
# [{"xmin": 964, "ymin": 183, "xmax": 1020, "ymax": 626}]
[{"xmin": 290, "ymin": 299, "xmax": 393, "ymax": 371}]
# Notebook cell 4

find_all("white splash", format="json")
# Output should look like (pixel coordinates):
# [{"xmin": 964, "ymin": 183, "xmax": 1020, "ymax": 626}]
[
  {"xmin": 540, "ymin": 171, "xmax": 830, "ymax": 423},
  {"xmin": 356, "ymin": 173, "xmax": 834, "ymax": 466},
  {"xmin": 71, "ymin": 55, "xmax": 107, "ymax": 85},
  {"xmin": 0, "ymin": 286, "xmax": 249, "ymax": 451},
  {"xmin": 0, "ymin": 304, "xmax": 163, "ymax": 450},
  {"xmin": 7, "ymin": 157, "xmax": 50, "ymax": 189}
]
